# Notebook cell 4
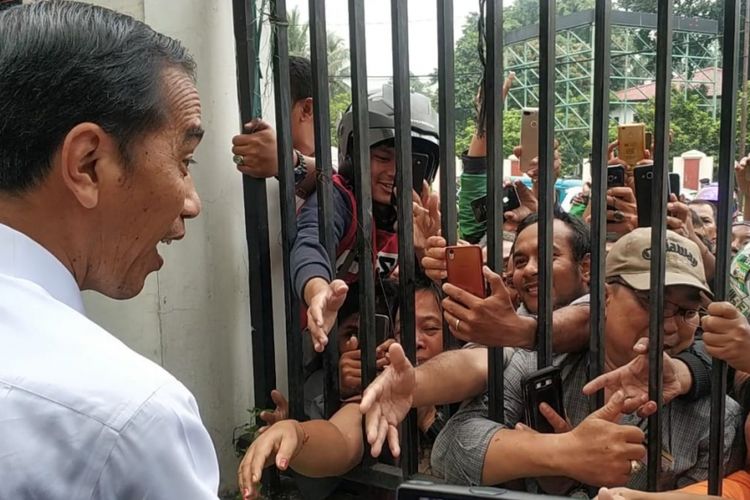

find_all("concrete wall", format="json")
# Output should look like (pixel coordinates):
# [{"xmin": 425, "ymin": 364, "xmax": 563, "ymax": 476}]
[{"xmin": 79, "ymin": 0, "xmax": 286, "ymax": 495}]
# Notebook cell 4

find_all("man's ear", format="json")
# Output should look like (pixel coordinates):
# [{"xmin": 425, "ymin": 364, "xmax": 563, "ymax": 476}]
[
  {"xmin": 300, "ymin": 97, "xmax": 314, "ymax": 121},
  {"xmin": 580, "ymin": 253, "xmax": 591, "ymax": 284},
  {"xmin": 58, "ymin": 123, "xmax": 118, "ymax": 209}
]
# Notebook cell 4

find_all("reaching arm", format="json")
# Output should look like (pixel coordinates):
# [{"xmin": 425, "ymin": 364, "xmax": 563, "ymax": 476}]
[{"xmin": 413, "ymin": 347, "xmax": 489, "ymax": 407}]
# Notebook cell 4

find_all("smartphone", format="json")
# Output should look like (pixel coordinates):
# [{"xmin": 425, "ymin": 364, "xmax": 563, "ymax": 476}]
[
  {"xmin": 618, "ymin": 123, "xmax": 646, "ymax": 166},
  {"xmin": 521, "ymin": 365, "xmax": 564, "ymax": 434},
  {"xmin": 397, "ymin": 480, "xmax": 570, "ymax": 500},
  {"xmin": 634, "ymin": 165, "xmax": 681, "ymax": 227},
  {"xmin": 445, "ymin": 245, "xmax": 485, "ymax": 298},
  {"xmin": 469, "ymin": 186, "xmax": 522, "ymax": 224},
  {"xmin": 375, "ymin": 313, "xmax": 391, "ymax": 346},
  {"xmin": 669, "ymin": 172, "xmax": 681, "ymax": 198},
  {"xmin": 520, "ymin": 107, "xmax": 539, "ymax": 173},
  {"xmin": 607, "ymin": 165, "xmax": 625, "ymax": 189}
]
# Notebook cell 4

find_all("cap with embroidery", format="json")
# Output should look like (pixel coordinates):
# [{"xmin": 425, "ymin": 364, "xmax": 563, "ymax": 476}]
[{"xmin": 605, "ymin": 228, "xmax": 712, "ymax": 298}]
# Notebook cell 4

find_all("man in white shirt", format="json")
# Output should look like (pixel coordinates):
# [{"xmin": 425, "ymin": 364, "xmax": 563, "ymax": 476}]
[{"xmin": 0, "ymin": 2, "xmax": 219, "ymax": 498}]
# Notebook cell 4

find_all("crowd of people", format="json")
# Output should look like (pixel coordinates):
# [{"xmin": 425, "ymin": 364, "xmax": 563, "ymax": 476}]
[{"xmin": 3, "ymin": 2, "xmax": 750, "ymax": 500}]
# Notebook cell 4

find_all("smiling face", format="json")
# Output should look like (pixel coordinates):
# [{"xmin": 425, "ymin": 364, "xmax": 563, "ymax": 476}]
[
  {"xmin": 395, "ymin": 288, "xmax": 444, "ymax": 365},
  {"xmin": 510, "ymin": 219, "xmax": 590, "ymax": 314},
  {"xmin": 370, "ymin": 143, "xmax": 397, "ymax": 205},
  {"xmin": 604, "ymin": 283, "xmax": 702, "ymax": 368},
  {"xmin": 87, "ymin": 68, "xmax": 203, "ymax": 299}
]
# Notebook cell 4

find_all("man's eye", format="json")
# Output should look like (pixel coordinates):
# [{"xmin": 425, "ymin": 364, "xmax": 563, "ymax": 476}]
[{"xmin": 183, "ymin": 158, "xmax": 197, "ymax": 169}]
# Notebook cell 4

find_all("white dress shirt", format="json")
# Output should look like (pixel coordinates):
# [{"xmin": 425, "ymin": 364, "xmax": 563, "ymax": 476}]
[{"xmin": 0, "ymin": 223, "xmax": 219, "ymax": 499}]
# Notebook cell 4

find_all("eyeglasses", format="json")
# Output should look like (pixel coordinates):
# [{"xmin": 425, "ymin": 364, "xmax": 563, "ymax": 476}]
[{"xmin": 611, "ymin": 279, "xmax": 706, "ymax": 327}]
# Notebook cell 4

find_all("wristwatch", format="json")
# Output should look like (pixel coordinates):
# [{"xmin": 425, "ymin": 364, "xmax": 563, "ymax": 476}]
[{"xmin": 293, "ymin": 149, "xmax": 307, "ymax": 186}]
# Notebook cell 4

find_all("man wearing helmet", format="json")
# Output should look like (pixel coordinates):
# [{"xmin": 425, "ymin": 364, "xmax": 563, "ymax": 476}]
[{"xmin": 291, "ymin": 85, "xmax": 440, "ymax": 353}]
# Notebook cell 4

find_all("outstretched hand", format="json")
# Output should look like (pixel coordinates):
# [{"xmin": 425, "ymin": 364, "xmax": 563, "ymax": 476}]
[{"xmin": 359, "ymin": 343, "xmax": 416, "ymax": 458}]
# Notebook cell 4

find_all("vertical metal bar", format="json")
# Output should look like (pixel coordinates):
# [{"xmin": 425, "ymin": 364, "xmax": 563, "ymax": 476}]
[
  {"xmin": 231, "ymin": 0, "xmax": 276, "ymax": 415},
  {"xmin": 309, "ymin": 0, "xmax": 341, "ymax": 418},
  {"xmin": 537, "ymin": 0, "xmax": 555, "ymax": 369},
  {"xmin": 437, "ymin": 0, "xmax": 457, "ymax": 355},
  {"xmin": 588, "ymin": 0, "xmax": 611, "ymax": 412},
  {"xmin": 709, "ymin": 0, "xmax": 740, "ymax": 493},
  {"xmin": 271, "ymin": 0, "xmax": 303, "ymax": 421},
  {"xmin": 347, "ymin": 0, "xmax": 377, "ymax": 405},
  {"xmin": 391, "ymin": 0, "xmax": 418, "ymax": 477},
  {"xmin": 647, "ymin": 0, "xmax": 672, "ymax": 489},
  {"xmin": 485, "ymin": 0, "xmax": 505, "ymax": 423}
]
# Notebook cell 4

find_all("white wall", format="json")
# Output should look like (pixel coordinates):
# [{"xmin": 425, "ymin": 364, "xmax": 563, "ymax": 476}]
[{"xmin": 80, "ymin": 0, "xmax": 280, "ymax": 495}]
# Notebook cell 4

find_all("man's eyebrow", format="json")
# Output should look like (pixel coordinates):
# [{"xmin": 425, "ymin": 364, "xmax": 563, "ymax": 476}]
[{"xmin": 184, "ymin": 126, "xmax": 205, "ymax": 143}]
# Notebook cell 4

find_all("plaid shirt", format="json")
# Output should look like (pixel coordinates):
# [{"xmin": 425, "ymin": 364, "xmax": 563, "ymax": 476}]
[{"xmin": 431, "ymin": 349, "xmax": 743, "ymax": 491}]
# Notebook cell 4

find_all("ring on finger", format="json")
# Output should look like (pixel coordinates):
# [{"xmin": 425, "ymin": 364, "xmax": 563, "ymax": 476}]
[
  {"xmin": 613, "ymin": 210, "xmax": 625, "ymax": 223},
  {"xmin": 233, "ymin": 154, "xmax": 245, "ymax": 166},
  {"xmin": 455, "ymin": 319, "xmax": 461, "ymax": 331},
  {"xmin": 630, "ymin": 459, "xmax": 643, "ymax": 475}
]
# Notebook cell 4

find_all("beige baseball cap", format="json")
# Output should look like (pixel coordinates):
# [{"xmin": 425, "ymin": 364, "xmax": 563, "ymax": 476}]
[{"xmin": 605, "ymin": 228, "xmax": 713, "ymax": 299}]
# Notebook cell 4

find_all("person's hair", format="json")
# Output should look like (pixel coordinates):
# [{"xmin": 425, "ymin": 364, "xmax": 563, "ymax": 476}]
[
  {"xmin": 688, "ymin": 200, "xmax": 718, "ymax": 220},
  {"xmin": 514, "ymin": 210, "xmax": 592, "ymax": 263},
  {"xmin": 691, "ymin": 209, "xmax": 704, "ymax": 229},
  {"xmin": 0, "ymin": 1, "xmax": 196, "ymax": 194},
  {"xmin": 289, "ymin": 55, "xmax": 312, "ymax": 104}
]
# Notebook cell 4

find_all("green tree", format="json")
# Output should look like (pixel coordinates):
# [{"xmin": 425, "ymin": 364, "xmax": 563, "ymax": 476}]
[
  {"xmin": 287, "ymin": 6, "xmax": 309, "ymax": 56},
  {"xmin": 633, "ymin": 88, "xmax": 721, "ymax": 158}
]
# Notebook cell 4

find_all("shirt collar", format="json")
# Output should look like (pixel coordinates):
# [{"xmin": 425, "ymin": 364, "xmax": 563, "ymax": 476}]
[{"xmin": 0, "ymin": 223, "xmax": 85, "ymax": 314}]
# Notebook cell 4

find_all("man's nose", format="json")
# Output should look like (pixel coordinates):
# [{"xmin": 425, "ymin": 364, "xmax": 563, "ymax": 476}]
[
  {"xmin": 524, "ymin": 256, "xmax": 538, "ymax": 276},
  {"xmin": 182, "ymin": 177, "xmax": 201, "ymax": 220},
  {"xmin": 663, "ymin": 315, "xmax": 679, "ymax": 334}
]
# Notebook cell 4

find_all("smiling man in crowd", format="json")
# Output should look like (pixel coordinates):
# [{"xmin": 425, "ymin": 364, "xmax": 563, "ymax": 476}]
[{"xmin": 0, "ymin": 3, "xmax": 220, "ymax": 499}]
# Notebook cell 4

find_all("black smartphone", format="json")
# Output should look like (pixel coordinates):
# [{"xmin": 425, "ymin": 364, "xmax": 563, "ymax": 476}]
[
  {"xmin": 397, "ymin": 480, "xmax": 569, "ymax": 500},
  {"xmin": 470, "ymin": 186, "xmax": 522, "ymax": 224},
  {"xmin": 634, "ymin": 166, "xmax": 680, "ymax": 227},
  {"xmin": 521, "ymin": 365, "xmax": 564, "ymax": 434},
  {"xmin": 607, "ymin": 165, "xmax": 625, "ymax": 189},
  {"xmin": 669, "ymin": 172, "xmax": 681, "ymax": 198},
  {"xmin": 375, "ymin": 313, "xmax": 391, "ymax": 346}
]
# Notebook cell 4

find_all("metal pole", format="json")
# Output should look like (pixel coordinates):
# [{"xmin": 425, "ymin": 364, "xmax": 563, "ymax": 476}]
[
  {"xmin": 647, "ymin": 0, "xmax": 673, "ymax": 489},
  {"xmin": 437, "ymin": 0, "xmax": 458, "ymax": 355},
  {"xmin": 308, "ymin": 0, "xmax": 341, "ymax": 418},
  {"xmin": 537, "ymin": 0, "xmax": 556, "ymax": 369},
  {"xmin": 485, "ymin": 0, "xmax": 506, "ymax": 423},
  {"xmin": 709, "ymin": 0, "xmax": 740, "ymax": 493},
  {"xmin": 390, "ymin": 0, "xmax": 419, "ymax": 477},
  {"xmin": 588, "ymin": 0, "xmax": 611, "ymax": 412},
  {"xmin": 231, "ymin": 0, "xmax": 277, "ymax": 416}
]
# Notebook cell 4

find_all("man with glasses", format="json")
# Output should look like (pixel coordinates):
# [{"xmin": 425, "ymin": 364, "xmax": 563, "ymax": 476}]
[{"xmin": 362, "ymin": 228, "xmax": 741, "ymax": 493}]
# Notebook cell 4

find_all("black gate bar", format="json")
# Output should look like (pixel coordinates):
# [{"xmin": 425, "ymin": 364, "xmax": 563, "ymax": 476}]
[
  {"xmin": 270, "ymin": 0, "xmax": 304, "ymax": 421},
  {"xmin": 485, "ymin": 0, "xmax": 506, "ymax": 423},
  {"xmin": 308, "ymin": 0, "xmax": 341, "ymax": 418},
  {"xmin": 536, "ymin": 0, "xmax": 555, "ymax": 369},
  {"xmin": 587, "ymin": 0, "xmax": 611, "ymax": 412},
  {"xmin": 231, "ymin": 0, "xmax": 277, "ymax": 415},
  {"xmin": 709, "ymin": 0, "xmax": 740, "ymax": 493},
  {"xmin": 347, "ymin": 0, "xmax": 378, "ymax": 409},
  {"xmin": 437, "ymin": 0, "xmax": 457, "ymax": 354},
  {"xmin": 647, "ymin": 0, "xmax": 672, "ymax": 489},
  {"xmin": 390, "ymin": 0, "xmax": 419, "ymax": 477}
]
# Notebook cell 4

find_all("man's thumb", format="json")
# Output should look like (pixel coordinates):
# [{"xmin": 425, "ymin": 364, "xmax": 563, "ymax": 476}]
[
  {"xmin": 387, "ymin": 343, "xmax": 410, "ymax": 372},
  {"xmin": 592, "ymin": 390, "xmax": 626, "ymax": 422},
  {"xmin": 484, "ymin": 266, "xmax": 508, "ymax": 298},
  {"xmin": 347, "ymin": 335, "xmax": 359, "ymax": 351}
]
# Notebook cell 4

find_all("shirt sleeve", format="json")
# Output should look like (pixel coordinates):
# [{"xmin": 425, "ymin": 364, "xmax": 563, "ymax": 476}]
[
  {"xmin": 429, "ymin": 351, "xmax": 533, "ymax": 485},
  {"xmin": 291, "ymin": 188, "xmax": 351, "ymax": 301},
  {"xmin": 92, "ymin": 381, "xmax": 220, "ymax": 500},
  {"xmin": 675, "ymin": 396, "xmax": 742, "ymax": 489},
  {"xmin": 673, "ymin": 340, "xmax": 712, "ymax": 402}
]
